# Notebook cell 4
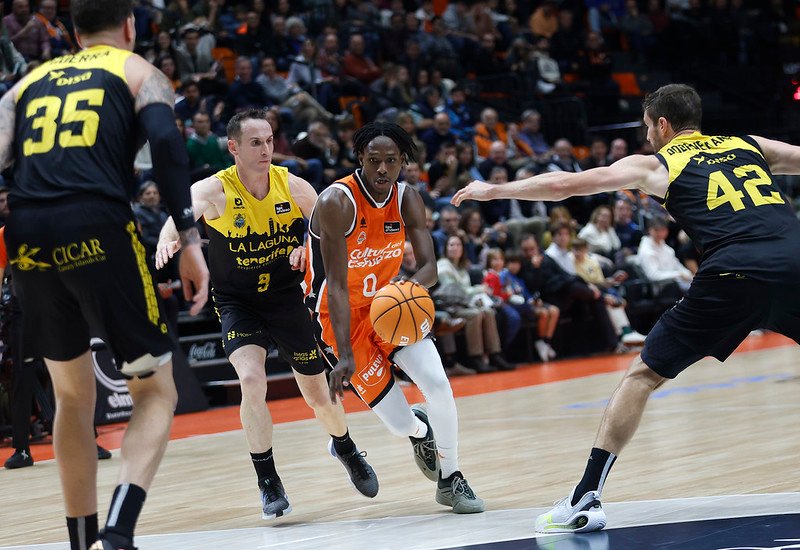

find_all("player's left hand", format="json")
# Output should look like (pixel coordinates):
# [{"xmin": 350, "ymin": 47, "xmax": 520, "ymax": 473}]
[
  {"xmin": 329, "ymin": 355, "xmax": 356, "ymax": 403},
  {"xmin": 289, "ymin": 246, "xmax": 307, "ymax": 271},
  {"xmin": 452, "ymin": 180, "xmax": 494, "ymax": 206}
]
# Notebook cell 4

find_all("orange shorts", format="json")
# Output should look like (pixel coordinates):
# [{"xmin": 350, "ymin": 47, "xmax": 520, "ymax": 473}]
[{"xmin": 316, "ymin": 306, "xmax": 397, "ymax": 407}]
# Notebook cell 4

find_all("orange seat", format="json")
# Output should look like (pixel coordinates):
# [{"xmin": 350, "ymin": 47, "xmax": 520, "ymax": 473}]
[{"xmin": 612, "ymin": 72, "xmax": 642, "ymax": 96}]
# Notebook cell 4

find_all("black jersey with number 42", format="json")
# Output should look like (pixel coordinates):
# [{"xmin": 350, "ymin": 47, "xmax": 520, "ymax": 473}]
[
  {"xmin": 12, "ymin": 45, "xmax": 138, "ymax": 205},
  {"xmin": 655, "ymin": 133, "xmax": 800, "ymax": 283}
]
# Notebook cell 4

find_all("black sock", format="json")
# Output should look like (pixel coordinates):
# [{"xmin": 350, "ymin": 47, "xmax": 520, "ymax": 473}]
[
  {"xmin": 331, "ymin": 430, "xmax": 355, "ymax": 455},
  {"xmin": 103, "ymin": 484, "xmax": 146, "ymax": 542},
  {"xmin": 67, "ymin": 513, "xmax": 98, "ymax": 550},
  {"xmin": 439, "ymin": 470, "xmax": 462, "ymax": 483},
  {"xmin": 251, "ymin": 449, "xmax": 277, "ymax": 486},
  {"xmin": 572, "ymin": 448, "xmax": 616, "ymax": 506},
  {"xmin": 543, "ymin": 337, "xmax": 552, "ymax": 345}
]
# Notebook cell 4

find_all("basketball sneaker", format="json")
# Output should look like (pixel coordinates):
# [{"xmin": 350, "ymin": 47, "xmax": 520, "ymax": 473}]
[
  {"xmin": 535, "ymin": 489, "xmax": 606, "ymax": 533},
  {"xmin": 260, "ymin": 476, "xmax": 292, "ymax": 519},
  {"xmin": 89, "ymin": 530, "xmax": 136, "ymax": 550},
  {"xmin": 327, "ymin": 440, "xmax": 379, "ymax": 498},
  {"xmin": 410, "ymin": 403, "xmax": 439, "ymax": 481},
  {"xmin": 435, "ymin": 471, "xmax": 485, "ymax": 514},
  {"xmin": 4, "ymin": 448, "xmax": 33, "ymax": 469}
]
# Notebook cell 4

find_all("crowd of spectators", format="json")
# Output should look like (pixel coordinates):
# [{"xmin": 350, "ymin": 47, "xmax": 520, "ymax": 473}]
[{"xmin": 2, "ymin": 0, "xmax": 798, "ymax": 377}]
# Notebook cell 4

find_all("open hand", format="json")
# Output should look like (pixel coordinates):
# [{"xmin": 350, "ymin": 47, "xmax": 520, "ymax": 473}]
[
  {"xmin": 452, "ymin": 180, "xmax": 494, "ymax": 206},
  {"xmin": 155, "ymin": 239, "xmax": 181, "ymax": 270}
]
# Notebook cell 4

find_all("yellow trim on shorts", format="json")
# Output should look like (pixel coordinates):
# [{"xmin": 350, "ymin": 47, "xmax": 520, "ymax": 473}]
[{"xmin": 126, "ymin": 221, "xmax": 162, "ymax": 329}]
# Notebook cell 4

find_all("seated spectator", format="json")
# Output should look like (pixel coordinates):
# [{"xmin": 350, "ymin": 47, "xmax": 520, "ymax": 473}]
[
  {"xmin": 173, "ymin": 24, "xmax": 224, "ymax": 95},
  {"xmin": 292, "ymin": 121, "xmax": 337, "ymax": 186},
  {"xmin": 636, "ymin": 217, "xmax": 693, "ymax": 292},
  {"xmin": 541, "ymin": 205, "xmax": 579, "ymax": 248},
  {"xmin": 410, "ymin": 85, "xmax": 444, "ymax": 129},
  {"xmin": 445, "ymin": 84, "xmax": 475, "ymax": 141},
  {"xmin": 477, "ymin": 140, "xmax": 515, "ymax": 181},
  {"xmin": 460, "ymin": 208, "xmax": 507, "ymax": 267},
  {"xmin": 431, "ymin": 206, "xmax": 461, "ymax": 258},
  {"xmin": 545, "ymin": 222, "xmax": 576, "ymax": 274},
  {"xmin": 342, "ymin": 33, "xmax": 382, "ymax": 87},
  {"xmin": 155, "ymin": 54, "xmax": 182, "ymax": 91},
  {"xmin": 420, "ymin": 112, "xmax": 458, "ymax": 163},
  {"xmin": 531, "ymin": 36, "xmax": 563, "ymax": 95},
  {"xmin": 613, "ymin": 198, "xmax": 643, "ymax": 256},
  {"xmin": 384, "ymin": 64, "xmax": 415, "ymax": 111},
  {"xmin": 266, "ymin": 109, "xmax": 324, "ymax": 192},
  {"xmin": 578, "ymin": 205, "xmax": 622, "ymax": 260},
  {"xmin": 474, "ymin": 107, "xmax": 530, "ymax": 161},
  {"xmin": 427, "ymin": 141, "xmax": 460, "ymax": 209},
  {"xmin": 400, "ymin": 161, "xmax": 434, "ymax": 210},
  {"xmin": 482, "ymin": 249, "xmax": 524, "ymax": 352},
  {"xmin": 257, "ymin": 56, "xmax": 336, "ymax": 127},
  {"xmin": 519, "ymin": 234, "xmax": 618, "ymax": 353},
  {"xmin": 287, "ymin": 38, "xmax": 325, "ymax": 96},
  {"xmin": 35, "ymin": 0, "xmax": 75, "ymax": 57},
  {"xmin": 607, "ymin": 138, "xmax": 629, "ymax": 164},
  {"xmin": 547, "ymin": 138, "xmax": 611, "ymax": 224},
  {"xmin": 502, "ymin": 251, "xmax": 560, "ymax": 360},
  {"xmin": 235, "ymin": 10, "xmax": 271, "ymax": 58},
  {"xmin": 516, "ymin": 109, "xmax": 552, "ymax": 163},
  {"xmin": 227, "ymin": 56, "xmax": 270, "ymax": 115},
  {"xmin": 4, "ymin": 0, "xmax": 49, "ymax": 61},
  {"xmin": 573, "ymin": 239, "xmax": 645, "ymax": 347},
  {"xmin": 436, "ymin": 235, "xmax": 514, "ymax": 372},
  {"xmin": 545, "ymin": 138, "xmax": 582, "ymax": 173},
  {"xmin": 174, "ymin": 80, "xmax": 203, "ymax": 125},
  {"xmin": 454, "ymin": 142, "xmax": 483, "ymax": 190},
  {"xmin": 186, "ymin": 112, "xmax": 232, "ymax": 173},
  {"xmin": 581, "ymin": 137, "xmax": 610, "ymax": 170}
]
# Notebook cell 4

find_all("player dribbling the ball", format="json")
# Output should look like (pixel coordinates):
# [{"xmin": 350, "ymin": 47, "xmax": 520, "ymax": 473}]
[{"xmin": 303, "ymin": 122, "xmax": 484, "ymax": 513}]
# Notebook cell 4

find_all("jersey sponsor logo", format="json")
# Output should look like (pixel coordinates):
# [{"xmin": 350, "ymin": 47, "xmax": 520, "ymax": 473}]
[
  {"xmin": 360, "ymin": 216, "xmax": 367, "ymax": 228},
  {"xmin": 291, "ymin": 348, "xmax": 318, "ymax": 364},
  {"xmin": 233, "ymin": 197, "xmax": 245, "ymax": 209},
  {"xmin": 347, "ymin": 241, "xmax": 404, "ymax": 269},
  {"xmin": 360, "ymin": 353, "xmax": 385, "ymax": 386},
  {"xmin": 49, "ymin": 70, "xmax": 92, "ymax": 86},
  {"xmin": 705, "ymin": 153, "xmax": 737, "ymax": 165},
  {"xmin": 384, "ymin": 221, "xmax": 401, "ymax": 234},
  {"xmin": 357, "ymin": 231, "xmax": 367, "ymax": 244},
  {"xmin": 51, "ymin": 238, "xmax": 106, "ymax": 272},
  {"xmin": 275, "ymin": 201, "xmax": 292, "ymax": 215},
  {"xmin": 9, "ymin": 244, "xmax": 52, "ymax": 271},
  {"xmin": 234, "ymin": 213, "xmax": 246, "ymax": 228}
]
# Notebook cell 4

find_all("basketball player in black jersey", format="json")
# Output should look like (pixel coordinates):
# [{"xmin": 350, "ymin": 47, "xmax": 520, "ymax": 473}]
[
  {"xmin": 0, "ymin": 1, "xmax": 209, "ymax": 549},
  {"xmin": 453, "ymin": 84, "xmax": 800, "ymax": 533}
]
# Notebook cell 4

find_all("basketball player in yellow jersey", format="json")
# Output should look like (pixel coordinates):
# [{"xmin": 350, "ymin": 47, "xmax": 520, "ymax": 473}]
[
  {"xmin": 454, "ymin": 84, "xmax": 800, "ymax": 533},
  {"xmin": 0, "ymin": 1, "xmax": 209, "ymax": 549},
  {"xmin": 306, "ymin": 122, "xmax": 484, "ymax": 513},
  {"xmin": 157, "ymin": 108, "xmax": 377, "ymax": 520}
]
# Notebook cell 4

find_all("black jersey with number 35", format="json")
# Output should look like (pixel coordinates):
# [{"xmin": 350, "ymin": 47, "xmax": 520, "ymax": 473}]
[
  {"xmin": 655, "ymin": 133, "xmax": 800, "ymax": 283},
  {"xmin": 12, "ymin": 45, "xmax": 138, "ymax": 205}
]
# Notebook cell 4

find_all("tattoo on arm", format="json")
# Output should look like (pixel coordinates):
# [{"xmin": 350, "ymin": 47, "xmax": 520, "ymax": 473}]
[
  {"xmin": 0, "ymin": 90, "xmax": 17, "ymax": 170},
  {"xmin": 179, "ymin": 226, "xmax": 201, "ymax": 247},
  {"xmin": 135, "ymin": 69, "xmax": 176, "ymax": 113}
]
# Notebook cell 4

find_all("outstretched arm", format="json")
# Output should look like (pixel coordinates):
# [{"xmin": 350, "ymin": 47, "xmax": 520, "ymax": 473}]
[
  {"xmin": 452, "ymin": 154, "xmax": 668, "ymax": 205},
  {"xmin": 400, "ymin": 186, "xmax": 438, "ymax": 288},
  {"xmin": 751, "ymin": 135, "xmax": 800, "ymax": 175},
  {"xmin": 316, "ymin": 188, "xmax": 357, "ymax": 403}
]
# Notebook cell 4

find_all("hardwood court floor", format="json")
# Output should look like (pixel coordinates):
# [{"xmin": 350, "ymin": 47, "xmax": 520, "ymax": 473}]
[{"xmin": 1, "ymin": 333, "xmax": 798, "ymax": 549}]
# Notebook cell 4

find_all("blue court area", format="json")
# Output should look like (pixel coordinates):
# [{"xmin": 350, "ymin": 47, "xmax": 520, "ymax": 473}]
[{"xmin": 457, "ymin": 514, "xmax": 800, "ymax": 550}]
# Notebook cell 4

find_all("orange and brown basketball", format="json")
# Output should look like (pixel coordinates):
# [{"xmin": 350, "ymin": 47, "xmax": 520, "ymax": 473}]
[{"xmin": 370, "ymin": 281, "xmax": 435, "ymax": 346}]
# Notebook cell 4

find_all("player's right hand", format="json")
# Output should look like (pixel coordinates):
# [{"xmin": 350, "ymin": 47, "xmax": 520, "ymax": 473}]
[
  {"xmin": 178, "ymin": 243, "xmax": 210, "ymax": 316},
  {"xmin": 329, "ymin": 355, "xmax": 356, "ymax": 404},
  {"xmin": 451, "ymin": 180, "xmax": 494, "ymax": 206},
  {"xmin": 155, "ymin": 239, "xmax": 181, "ymax": 270}
]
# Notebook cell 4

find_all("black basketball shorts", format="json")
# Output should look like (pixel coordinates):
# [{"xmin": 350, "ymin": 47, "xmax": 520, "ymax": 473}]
[
  {"xmin": 4, "ymin": 197, "xmax": 172, "ymax": 365},
  {"xmin": 213, "ymin": 287, "xmax": 325, "ymax": 376},
  {"xmin": 641, "ymin": 276, "xmax": 800, "ymax": 378}
]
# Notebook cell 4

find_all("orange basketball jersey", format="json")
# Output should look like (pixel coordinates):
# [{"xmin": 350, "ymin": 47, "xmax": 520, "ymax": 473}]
[{"xmin": 305, "ymin": 171, "xmax": 407, "ymax": 314}]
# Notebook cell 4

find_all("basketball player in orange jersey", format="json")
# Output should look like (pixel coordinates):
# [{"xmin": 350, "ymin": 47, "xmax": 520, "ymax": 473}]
[
  {"xmin": 304, "ymin": 122, "xmax": 484, "ymax": 513},
  {"xmin": 156, "ymin": 108, "xmax": 378, "ymax": 520},
  {"xmin": 454, "ymin": 84, "xmax": 800, "ymax": 533}
]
